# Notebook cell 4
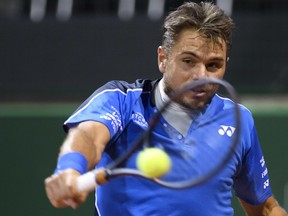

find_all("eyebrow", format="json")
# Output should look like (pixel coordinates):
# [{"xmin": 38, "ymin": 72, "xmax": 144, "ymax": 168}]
[{"xmin": 180, "ymin": 51, "xmax": 225, "ymax": 62}]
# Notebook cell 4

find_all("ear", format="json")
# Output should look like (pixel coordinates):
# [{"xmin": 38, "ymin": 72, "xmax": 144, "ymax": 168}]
[{"xmin": 157, "ymin": 46, "xmax": 167, "ymax": 74}]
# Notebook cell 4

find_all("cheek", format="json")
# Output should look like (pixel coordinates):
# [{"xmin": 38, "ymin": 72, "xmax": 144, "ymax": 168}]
[
  {"xmin": 163, "ymin": 60, "xmax": 195, "ymax": 90},
  {"xmin": 164, "ymin": 70, "xmax": 186, "ymax": 89},
  {"xmin": 208, "ymin": 69, "xmax": 226, "ymax": 79},
  {"xmin": 216, "ymin": 66, "xmax": 226, "ymax": 78}
]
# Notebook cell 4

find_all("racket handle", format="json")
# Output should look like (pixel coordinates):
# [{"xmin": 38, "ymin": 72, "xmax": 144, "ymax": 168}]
[{"xmin": 76, "ymin": 170, "xmax": 98, "ymax": 193}]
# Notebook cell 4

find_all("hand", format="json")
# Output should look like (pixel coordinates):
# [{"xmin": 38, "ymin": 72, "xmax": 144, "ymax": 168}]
[{"xmin": 44, "ymin": 169, "xmax": 89, "ymax": 209}]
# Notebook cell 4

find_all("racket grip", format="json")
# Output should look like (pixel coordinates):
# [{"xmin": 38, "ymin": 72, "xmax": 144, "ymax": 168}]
[{"xmin": 76, "ymin": 170, "xmax": 98, "ymax": 193}]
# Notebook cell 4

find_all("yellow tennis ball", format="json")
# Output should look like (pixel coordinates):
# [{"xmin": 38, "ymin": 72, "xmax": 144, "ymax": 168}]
[{"xmin": 136, "ymin": 147, "xmax": 171, "ymax": 178}]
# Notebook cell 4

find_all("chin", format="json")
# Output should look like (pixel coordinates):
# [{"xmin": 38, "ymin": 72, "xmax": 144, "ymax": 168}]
[
  {"xmin": 177, "ymin": 98, "xmax": 205, "ymax": 110},
  {"xmin": 182, "ymin": 95, "xmax": 213, "ymax": 110},
  {"xmin": 190, "ymin": 102, "xmax": 206, "ymax": 110}
]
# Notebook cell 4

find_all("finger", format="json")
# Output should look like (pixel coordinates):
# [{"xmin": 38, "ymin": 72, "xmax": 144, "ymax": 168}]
[
  {"xmin": 45, "ymin": 173, "xmax": 72, "ymax": 206},
  {"xmin": 64, "ymin": 199, "xmax": 78, "ymax": 209},
  {"xmin": 50, "ymin": 199, "xmax": 69, "ymax": 208},
  {"xmin": 44, "ymin": 169, "xmax": 85, "ymax": 208}
]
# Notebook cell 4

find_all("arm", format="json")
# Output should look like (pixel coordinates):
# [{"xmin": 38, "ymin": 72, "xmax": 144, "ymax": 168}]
[
  {"xmin": 44, "ymin": 120, "xmax": 110, "ymax": 209},
  {"xmin": 240, "ymin": 196, "xmax": 287, "ymax": 216}
]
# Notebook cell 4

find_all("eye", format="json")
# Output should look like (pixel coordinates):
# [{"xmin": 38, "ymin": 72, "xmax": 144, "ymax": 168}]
[
  {"xmin": 182, "ymin": 58, "xmax": 194, "ymax": 64},
  {"xmin": 206, "ymin": 62, "xmax": 222, "ymax": 72}
]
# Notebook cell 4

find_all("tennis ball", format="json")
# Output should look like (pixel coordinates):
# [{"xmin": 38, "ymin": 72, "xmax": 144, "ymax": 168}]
[{"xmin": 136, "ymin": 147, "xmax": 171, "ymax": 178}]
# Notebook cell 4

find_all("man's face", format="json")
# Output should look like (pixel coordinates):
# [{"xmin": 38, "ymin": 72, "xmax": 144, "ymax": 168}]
[{"xmin": 158, "ymin": 29, "xmax": 228, "ymax": 109}]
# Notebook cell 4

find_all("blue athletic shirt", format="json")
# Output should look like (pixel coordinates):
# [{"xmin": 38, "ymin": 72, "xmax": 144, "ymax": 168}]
[{"xmin": 64, "ymin": 79, "xmax": 272, "ymax": 216}]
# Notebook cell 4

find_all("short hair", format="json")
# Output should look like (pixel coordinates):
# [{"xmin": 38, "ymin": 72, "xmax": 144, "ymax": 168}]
[{"xmin": 162, "ymin": 2, "xmax": 234, "ymax": 54}]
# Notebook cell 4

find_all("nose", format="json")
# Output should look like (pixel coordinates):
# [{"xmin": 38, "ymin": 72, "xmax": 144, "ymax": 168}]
[{"xmin": 191, "ymin": 64, "xmax": 206, "ymax": 80}]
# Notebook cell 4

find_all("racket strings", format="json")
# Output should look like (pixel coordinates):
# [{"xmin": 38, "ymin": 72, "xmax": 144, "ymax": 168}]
[
  {"xmin": 143, "ymin": 79, "xmax": 240, "ymax": 186},
  {"xmin": 106, "ymin": 78, "xmax": 240, "ymax": 188}
]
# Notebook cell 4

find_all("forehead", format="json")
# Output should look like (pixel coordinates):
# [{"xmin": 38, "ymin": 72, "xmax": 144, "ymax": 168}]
[{"xmin": 171, "ymin": 29, "xmax": 227, "ymax": 58}]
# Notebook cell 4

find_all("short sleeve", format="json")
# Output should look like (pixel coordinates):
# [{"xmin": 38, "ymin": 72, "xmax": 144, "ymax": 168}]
[
  {"xmin": 64, "ymin": 87, "xmax": 128, "ymax": 138},
  {"xmin": 233, "ymin": 125, "xmax": 272, "ymax": 205}
]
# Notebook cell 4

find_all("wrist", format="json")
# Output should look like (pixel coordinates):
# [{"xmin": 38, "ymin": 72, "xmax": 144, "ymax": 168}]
[{"xmin": 54, "ymin": 152, "xmax": 88, "ymax": 175}]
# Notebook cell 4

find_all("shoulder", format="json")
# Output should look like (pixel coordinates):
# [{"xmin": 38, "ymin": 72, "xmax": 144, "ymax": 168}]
[
  {"xmin": 99, "ymin": 79, "xmax": 158, "ymax": 94},
  {"xmin": 81, "ymin": 79, "xmax": 157, "ymax": 103},
  {"xmin": 214, "ymin": 94, "xmax": 254, "ymax": 120},
  {"xmin": 77, "ymin": 79, "xmax": 159, "ymax": 113},
  {"xmin": 212, "ymin": 94, "xmax": 256, "ymax": 136}
]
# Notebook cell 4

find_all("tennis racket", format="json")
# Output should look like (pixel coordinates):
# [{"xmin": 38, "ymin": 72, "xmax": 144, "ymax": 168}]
[{"xmin": 75, "ymin": 77, "xmax": 241, "ymax": 193}]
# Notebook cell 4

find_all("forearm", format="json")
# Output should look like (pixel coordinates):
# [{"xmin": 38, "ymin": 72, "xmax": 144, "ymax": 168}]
[
  {"xmin": 266, "ymin": 204, "xmax": 287, "ymax": 216},
  {"xmin": 59, "ymin": 127, "xmax": 97, "ymax": 170},
  {"xmin": 241, "ymin": 197, "xmax": 287, "ymax": 216},
  {"xmin": 59, "ymin": 121, "xmax": 110, "ymax": 170},
  {"xmin": 45, "ymin": 121, "xmax": 110, "ymax": 208}
]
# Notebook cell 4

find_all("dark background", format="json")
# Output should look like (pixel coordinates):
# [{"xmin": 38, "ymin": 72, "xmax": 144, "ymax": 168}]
[
  {"xmin": 1, "ymin": 0, "xmax": 288, "ymax": 102},
  {"xmin": 0, "ymin": 0, "xmax": 288, "ymax": 215}
]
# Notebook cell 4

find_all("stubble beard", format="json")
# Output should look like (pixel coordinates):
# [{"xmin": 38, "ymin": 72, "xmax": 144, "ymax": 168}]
[{"xmin": 163, "ymin": 79, "xmax": 216, "ymax": 110}]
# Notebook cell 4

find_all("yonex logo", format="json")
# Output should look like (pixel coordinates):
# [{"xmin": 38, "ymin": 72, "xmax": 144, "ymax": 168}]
[
  {"xmin": 260, "ymin": 156, "xmax": 266, "ymax": 167},
  {"xmin": 263, "ymin": 179, "xmax": 269, "ymax": 189},
  {"xmin": 218, "ymin": 125, "xmax": 236, "ymax": 137}
]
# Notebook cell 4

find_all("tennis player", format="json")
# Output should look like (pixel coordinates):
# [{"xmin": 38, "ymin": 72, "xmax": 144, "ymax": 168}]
[{"xmin": 45, "ymin": 2, "xmax": 287, "ymax": 215}]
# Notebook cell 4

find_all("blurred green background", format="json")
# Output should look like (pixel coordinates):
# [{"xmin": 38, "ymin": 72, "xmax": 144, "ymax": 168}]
[
  {"xmin": 0, "ymin": 104, "xmax": 95, "ymax": 216},
  {"xmin": 1, "ymin": 102, "xmax": 287, "ymax": 215}
]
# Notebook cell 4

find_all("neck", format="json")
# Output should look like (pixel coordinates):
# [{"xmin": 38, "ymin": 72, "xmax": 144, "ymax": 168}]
[
  {"xmin": 158, "ymin": 79, "xmax": 192, "ymax": 113},
  {"xmin": 155, "ymin": 79, "xmax": 195, "ymax": 137}
]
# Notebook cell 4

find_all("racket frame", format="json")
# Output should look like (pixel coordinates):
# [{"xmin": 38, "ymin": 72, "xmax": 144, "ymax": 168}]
[{"xmin": 76, "ymin": 78, "xmax": 241, "ymax": 192}]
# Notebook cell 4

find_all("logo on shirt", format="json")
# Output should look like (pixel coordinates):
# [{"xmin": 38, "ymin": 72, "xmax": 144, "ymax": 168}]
[
  {"xmin": 132, "ymin": 112, "xmax": 148, "ymax": 127},
  {"xmin": 100, "ymin": 106, "xmax": 122, "ymax": 133},
  {"xmin": 260, "ymin": 156, "xmax": 266, "ymax": 167},
  {"xmin": 263, "ymin": 179, "xmax": 269, "ymax": 189},
  {"xmin": 218, "ymin": 125, "xmax": 236, "ymax": 137}
]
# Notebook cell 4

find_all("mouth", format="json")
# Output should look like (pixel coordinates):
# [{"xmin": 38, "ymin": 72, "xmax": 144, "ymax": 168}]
[{"xmin": 190, "ymin": 88, "xmax": 207, "ymax": 97}]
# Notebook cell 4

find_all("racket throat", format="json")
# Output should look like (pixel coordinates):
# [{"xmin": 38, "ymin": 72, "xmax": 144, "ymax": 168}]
[{"xmin": 96, "ymin": 169, "xmax": 110, "ymax": 185}]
